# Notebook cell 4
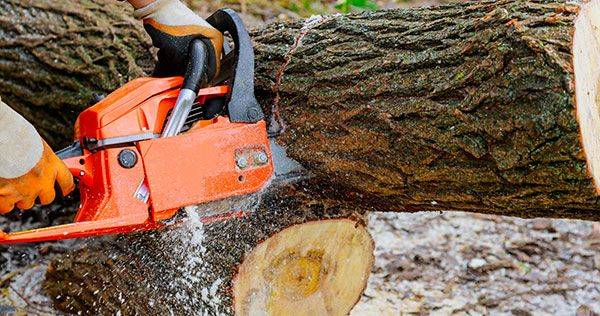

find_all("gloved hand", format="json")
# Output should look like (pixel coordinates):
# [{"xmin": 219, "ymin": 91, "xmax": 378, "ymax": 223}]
[
  {"xmin": 0, "ymin": 99, "xmax": 74, "ymax": 214},
  {"xmin": 133, "ymin": 0, "xmax": 224, "ymax": 80}
]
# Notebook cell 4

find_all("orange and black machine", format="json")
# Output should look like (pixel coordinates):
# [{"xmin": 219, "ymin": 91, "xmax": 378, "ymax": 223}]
[{"xmin": 0, "ymin": 9, "xmax": 274, "ymax": 244}]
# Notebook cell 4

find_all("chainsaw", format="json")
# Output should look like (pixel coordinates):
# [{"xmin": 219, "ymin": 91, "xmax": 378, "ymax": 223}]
[{"xmin": 0, "ymin": 9, "xmax": 275, "ymax": 244}]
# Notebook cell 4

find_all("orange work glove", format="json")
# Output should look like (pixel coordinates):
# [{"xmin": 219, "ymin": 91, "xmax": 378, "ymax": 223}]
[
  {"xmin": 133, "ymin": 0, "xmax": 224, "ymax": 80},
  {"xmin": 0, "ymin": 142, "xmax": 74, "ymax": 213},
  {"xmin": 0, "ymin": 99, "xmax": 74, "ymax": 214}
]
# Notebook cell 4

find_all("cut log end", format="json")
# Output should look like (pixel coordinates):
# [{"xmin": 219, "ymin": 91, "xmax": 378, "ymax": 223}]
[
  {"xmin": 575, "ymin": 0, "xmax": 600, "ymax": 193},
  {"xmin": 232, "ymin": 219, "xmax": 374, "ymax": 316}
]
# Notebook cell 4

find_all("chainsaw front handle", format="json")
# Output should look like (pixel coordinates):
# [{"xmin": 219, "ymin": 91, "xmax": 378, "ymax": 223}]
[
  {"xmin": 207, "ymin": 8, "xmax": 264, "ymax": 123},
  {"xmin": 162, "ymin": 40, "xmax": 211, "ymax": 137}
]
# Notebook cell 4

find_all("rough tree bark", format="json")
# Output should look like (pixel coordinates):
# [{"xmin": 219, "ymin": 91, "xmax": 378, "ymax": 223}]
[
  {"xmin": 0, "ymin": 0, "xmax": 155, "ymax": 145},
  {"xmin": 252, "ymin": 0, "xmax": 600, "ymax": 220},
  {"xmin": 2, "ymin": 0, "xmax": 600, "ymax": 220},
  {"xmin": 1, "ymin": 0, "xmax": 600, "ymax": 314}
]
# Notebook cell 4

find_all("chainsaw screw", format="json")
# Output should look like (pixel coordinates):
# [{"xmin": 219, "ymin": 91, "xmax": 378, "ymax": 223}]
[
  {"xmin": 118, "ymin": 149, "xmax": 138, "ymax": 169},
  {"xmin": 255, "ymin": 152, "xmax": 269, "ymax": 165},
  {"xmin": 236, "ymin": 156, "xmax": 249, "ymax": 169},
  {"xmin": 247, "ymin": 107, "xmax": 262, "ymax": 121}
]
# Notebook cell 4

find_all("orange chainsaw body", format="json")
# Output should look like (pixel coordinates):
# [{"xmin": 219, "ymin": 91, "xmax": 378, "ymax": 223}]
[{"xmin": 0, "ymin": 77, "xmax": 273, "ymax": 244}]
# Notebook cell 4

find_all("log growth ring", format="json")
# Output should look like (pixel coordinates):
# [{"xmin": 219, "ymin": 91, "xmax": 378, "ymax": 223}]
[{"xmin": 232, "ymin": 219, "xmax": 374, "ymax": 316}]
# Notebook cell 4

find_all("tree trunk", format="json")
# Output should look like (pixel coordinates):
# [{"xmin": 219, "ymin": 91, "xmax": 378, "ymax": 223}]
[
  {"xmin": 251, "ymin": 0, "xmax": 600, "ymax": 220},
  {"xmin": 2, "ymin": 0, "xmax": 600, "ymax": 314},
  {"xmin": 2, "ymin": 0, "xmax": 600, "ymax": 220},
  {"xmin": 0, "ymin": 0, "xmax": 154, "ymax": 146}
]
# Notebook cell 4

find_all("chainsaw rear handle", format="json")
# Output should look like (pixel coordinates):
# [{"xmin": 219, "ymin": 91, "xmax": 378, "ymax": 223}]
[
  {"xmin": 207, "ymin": 8, "xmax": 264, "ymax": 123},
  {"xmin": 0, "ymin": 148, "xmax": 159, "ymax": 244}
]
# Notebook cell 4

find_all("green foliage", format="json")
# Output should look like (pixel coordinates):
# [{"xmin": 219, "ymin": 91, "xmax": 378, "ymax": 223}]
[
  {"xmin": 334, "ymin": 0, "xmax": 379, "ymax": 13},
  {"xmin": 192, "ymin": 0, "xmax": 381, "ymax": 17},
  {"xmin": 277, "ymin": 0, "xmax": 379, "ymax": 15},
  {"xmin": 275, "ymin": 0, "xmax": 325, "ymax": 15},
  {"xmin": 288, "ymin": 0, "xmax": 319, "ymax": 14}
]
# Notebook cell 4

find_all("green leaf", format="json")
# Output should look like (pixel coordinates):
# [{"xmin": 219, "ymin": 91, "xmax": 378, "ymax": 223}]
[{"xmin": 335, "ymin": 0, "xmax": 378, "ymax": 13}]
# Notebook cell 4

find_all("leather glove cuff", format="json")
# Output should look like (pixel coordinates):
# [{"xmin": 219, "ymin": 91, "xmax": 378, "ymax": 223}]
[{"xmin": 132, "ymin": 0, "xmax": 169, "ymax": 20}]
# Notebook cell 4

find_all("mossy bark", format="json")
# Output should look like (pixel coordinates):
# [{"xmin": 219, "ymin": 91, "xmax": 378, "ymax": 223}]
[
  {"xmin": 251, "ymin": 0, "xmax": 598, "ymax": 220},
  {"xmin": 0, "ymin": 0, "xmax": 154, "ymax": 146},
  {"xmin": 1, "ymin": 0, "xmax": 598, "ymax": 220}
]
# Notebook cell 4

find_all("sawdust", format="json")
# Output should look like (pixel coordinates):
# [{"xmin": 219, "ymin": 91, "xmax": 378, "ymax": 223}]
[
  {"xmin": 0, "ymin": 205, "xmax": 82, "ymax": 314},
  {"xmin": 149, "ymin": 206, "xmax": 227, "ymax": 315},
  {"xmin": 1, "ymin": 208, "xmax": 599, "ymax": 314}
]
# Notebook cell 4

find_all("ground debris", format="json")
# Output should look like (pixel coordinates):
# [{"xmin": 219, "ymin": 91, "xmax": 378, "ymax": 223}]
[{"xmin": 354, "ymin": 212, "xmax": 600, "ymax": 315}]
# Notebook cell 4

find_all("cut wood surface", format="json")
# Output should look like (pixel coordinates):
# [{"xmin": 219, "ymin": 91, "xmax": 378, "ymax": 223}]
[
  {"xmin": 233, "ymin": 219, "xmax": 373, "ymax": 315},
  {"xmin": 574, "ymin": 0, "xmax": 600, "ymax": 195}
]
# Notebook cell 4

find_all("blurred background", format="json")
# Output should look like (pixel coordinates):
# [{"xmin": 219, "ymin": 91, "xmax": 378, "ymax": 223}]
[{"xmin": 185, "ymin": 0, "xmax": 461, "ymax": 26}]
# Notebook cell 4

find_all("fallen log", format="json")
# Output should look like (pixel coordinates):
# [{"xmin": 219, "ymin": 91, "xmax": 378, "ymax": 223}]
[
  {"xmin": 0, "ymin": 0, "xmax": 154, "ymax": 145},
  {"xmin": 252, "ymin": 0, "xmax": 600, "ymax": 220},
  {"xmin": 2, "ymin": 0, "xmax": 600, "ymax": 220},
  {"xmin": 44, "ymin": 180, "xmax": 374, "ymax": 315},
  {"xmin": 1, "ymin": 0, "xmax": 600, "ymax": 314}
]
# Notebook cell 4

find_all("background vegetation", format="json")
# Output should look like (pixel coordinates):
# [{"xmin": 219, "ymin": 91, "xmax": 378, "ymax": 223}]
[{"xmin": 187, "ymin": 0, "xmax": 457, "ymax": 24}]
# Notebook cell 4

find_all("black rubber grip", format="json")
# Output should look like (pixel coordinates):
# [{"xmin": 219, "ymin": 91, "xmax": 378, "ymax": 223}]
[
  {"xmin": 206, "ymin": 8, "xmax": 264, "ymax": 123},
  {"xmin": 182, "ymin": 39, "xmax": 210, "ymax": 93}
]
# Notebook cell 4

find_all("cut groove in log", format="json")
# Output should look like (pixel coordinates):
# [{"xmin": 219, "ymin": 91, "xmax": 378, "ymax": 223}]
[
  {"xmin": 575, "ymin": 0, "xmax": 600, "ymax": 193},
  {"xmin": 233, "ymin": 219, "xmax": 374, "ymax": 316}
]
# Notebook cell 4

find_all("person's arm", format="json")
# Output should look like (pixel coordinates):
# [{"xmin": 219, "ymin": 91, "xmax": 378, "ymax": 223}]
[
  {"xmin": 126, "ymin": 0, "xmax": 224, "ymax": 79},
  {"xmin": 0, "ymin": 98, "xmax": 74, "ymax": 213}
]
